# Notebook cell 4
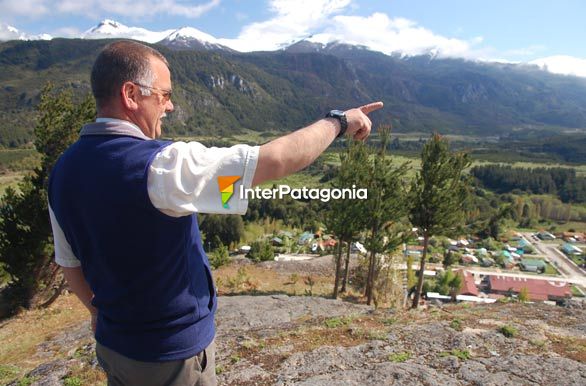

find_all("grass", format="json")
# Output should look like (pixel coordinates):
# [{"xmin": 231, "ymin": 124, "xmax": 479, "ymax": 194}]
[
  {"xmin": 499, "ymin": 325, "xmax": 518, "ymax": 338},
  {"xmin": 571, "ymin": 286, "xmax": 585, "ymax": 297},
  {"xmin": 324, "ymin": 316, "xmax": 353, "ymax": 328},
  {"xmin": 0, "ymin": 149, "xmax": 38, "ymax": 171},
  {"xmin": 0, "ymin": 293, "xmax": 104, "ymax": 385},
  {"xmin": 0, "ymin": 172, "xmax": 25, "ymax": 196},
  {"xmin": 449, "ymin": 318, "xmax": 463, "ymax": 331},
  {"xmin": 440, "ymin": 349, "xmax": 471, "ymax": 360},
  {"xmin": 259, "ymin": 171, "xmax": 323, "ymax": 189},
  {"xmin": 544, "ymin": 262, "xmax": 559, "ymax": 275},
  {"xmin": 388, "ymin": 352, "xmax": 411, "ymax": 363},
  {"xmin": 214, "ymin": 263, "xmax": 334, "ymax": 297}
]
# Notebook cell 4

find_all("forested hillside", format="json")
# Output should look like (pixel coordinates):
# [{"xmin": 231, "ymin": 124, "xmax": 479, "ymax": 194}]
[{"xmin": 2, "ymin": 38, "xmax": 586, "ymax": 148}]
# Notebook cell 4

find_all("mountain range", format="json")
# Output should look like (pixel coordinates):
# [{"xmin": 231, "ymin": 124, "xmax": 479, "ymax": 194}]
[
  {"xmin": 1, "ymin": 21, "xmax": 586, "ymax": 149},
  {"xmin": 1, "ymin": 19, "xmax": 585, "ymax": 78}
]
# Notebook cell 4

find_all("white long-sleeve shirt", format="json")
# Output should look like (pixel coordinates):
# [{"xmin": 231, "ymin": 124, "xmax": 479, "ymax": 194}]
[{"xmin": 49, "ymin": 118, "xmax": 259, "ymax": 267}]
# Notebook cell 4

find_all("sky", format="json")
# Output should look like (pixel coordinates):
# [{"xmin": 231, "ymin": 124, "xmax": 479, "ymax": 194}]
[{"xmin": 1, "ymin": 0, "xmax": 586, "ymax": 74}]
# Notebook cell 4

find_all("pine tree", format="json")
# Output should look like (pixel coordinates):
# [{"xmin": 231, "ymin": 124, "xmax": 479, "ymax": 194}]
[
  {"xmin": 0, "ymin": 84, "xmax": 95, "ymax": 316},
  {"xmin": 362, "ymin": 126, "xmax": 410, "ymax": 306},
  {"xmin": 325, "ymin": 140, "xmax": 369, "ymax": 298},
  {"xmin": 409, "ymin": 133, "xmax": 470, "ymax": 309}
]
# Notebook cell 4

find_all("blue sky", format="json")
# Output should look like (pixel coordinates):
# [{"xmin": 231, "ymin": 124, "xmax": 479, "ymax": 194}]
[{"xmin": 1, "ymin": 0, "xmax": 585, "ymax": 64}]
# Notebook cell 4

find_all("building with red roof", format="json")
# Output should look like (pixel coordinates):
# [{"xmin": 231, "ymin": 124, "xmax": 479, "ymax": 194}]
[
  {"xmin": 457, "ymin": 270, "xmax": 479, "ymax": 296},
  {"xmin": 488, "ymin": 275, "xmax": 571, "ymax": 301}
]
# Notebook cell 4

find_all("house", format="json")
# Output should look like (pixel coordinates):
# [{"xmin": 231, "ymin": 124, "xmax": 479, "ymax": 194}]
[
  {"xmin": 321, "ymin": 239, "xmax": 337, "ymax": 248},
  {"xmin": 271, "ymin": 237, "xmax": 283, "ymax": 246},
  {"xmin": 562, "ymin": 243, "xmax": 583, "ymax": 256},
  {"xmin": 517, "ymin": 238, "xmax": 531, "ymax": 249},
  {"xmin": 352, "ymin": 242, "xmax": 367, "ymax": 254},
  {"xmin": 537, "ymin": 231, "xmax": 556, "ymax": 240},
  {"xmin": 519, "ymin": 258, "xmax": 546, "ymax": 273},
  {"xmin": 500, "ymin": 251, "xmax": 516, "ymax": 269},
  {"xmin": 298, "ymin": 231, "xmax": 314, "ymax": 245},
  {"xmin": 488, "ymin": 276, "xmax": 571, "ymax": 301},
  {"xmin": 404, "ymin": 244, "xmax": 424, "ymax": 257},
  {"xmin": 561, "ymin": 232, "xmax": 585, "ymax": 243},
  {"xmin": 461, "ymin": 254, "xmax": 478, "ymax": 264},
  {"xmin": 457, "ymin": 270, "xmax": 479, "ymax": 296}
]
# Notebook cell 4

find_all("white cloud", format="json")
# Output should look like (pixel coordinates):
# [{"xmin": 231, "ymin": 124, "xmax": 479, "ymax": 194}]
[
  {"xmin": 100, "ymin": 0, "xmax": 221, "ymax": 19},
  {"xmin": 0, "ymin": 23, "xmax": 25, "ymax": 40},
  {"xmin": 219, "ymin": 2, "xmax": 482, "ymax": 58},
  {"xmin": 218, "ymin": 0, "xmax": 351, "ymax": 51},
  {"xmin": 323, "ymin": 13, "xmax": 477, "ymax": 58},
  {"xmin": 530, "ymin": 56, "xmax": 586, "ymax": 78},
  {"xmin": 0, "ymin": 0, "xmax": 220, "ymax": 19},
  {"xmin": 0, "ymin": 0, "xmax": 49, "ymax": 17}
]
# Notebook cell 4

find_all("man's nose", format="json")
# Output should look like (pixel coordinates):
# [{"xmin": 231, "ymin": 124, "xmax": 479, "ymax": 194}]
[{"xmin": 166, "ymin": 99, "xmax": 174, "ymax": 112}]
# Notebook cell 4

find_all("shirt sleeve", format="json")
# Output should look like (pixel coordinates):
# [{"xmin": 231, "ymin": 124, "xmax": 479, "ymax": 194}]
[
  {"xmin": 147, "ymin": 141, "xmax": 259, "ymax": 217},
  {"xmin": 49, "ymin": 205, "xmax": 81, "ymax": 267}
]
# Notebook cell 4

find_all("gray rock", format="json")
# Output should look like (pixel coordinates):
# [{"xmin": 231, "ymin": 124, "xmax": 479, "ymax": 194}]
[
  {"xmin": 284, "ymin": 362, "xmax": 461, "ymax": 386},
  {"xmin": 8, "ymin": 359, "xmax": 73, "ymax": 386},
  {"xmin": 216, "ymin": 295, "xmax": 372, "ymax": 331}
]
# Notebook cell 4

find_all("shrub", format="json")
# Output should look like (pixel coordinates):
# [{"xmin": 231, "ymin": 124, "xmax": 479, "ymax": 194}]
[
  {"xmin": 324, "ymin": 316, "xmax": 352, "ymax": 328},
  {"xmin": 209, "ymin": 243, "xmax": 230, "ymax": 269},
  {"xmin": 518, "ymin": 287, "xmax": 530, "ymax": 302},
  {"xmin": 499, "ymin": 325, "xmax": 518, "ymax": 338},
  {"xmin": 247, "ymin": 240, "xmax": 274, "ymax": 262},
  {"xmin": 450, "ymin": 318, "xmax": 463, "ymax": 331}
]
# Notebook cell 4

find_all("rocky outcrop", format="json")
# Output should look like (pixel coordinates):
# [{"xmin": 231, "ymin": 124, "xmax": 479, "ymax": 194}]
[{"xmin": 8, "ymin": 296, "xmax": 586, "ymax": 385}]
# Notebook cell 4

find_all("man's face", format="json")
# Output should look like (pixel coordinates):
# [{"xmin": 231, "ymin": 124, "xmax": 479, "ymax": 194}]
[{"xmin": 135, "ymin": 57, "xmax": 174, "ymax": 139}]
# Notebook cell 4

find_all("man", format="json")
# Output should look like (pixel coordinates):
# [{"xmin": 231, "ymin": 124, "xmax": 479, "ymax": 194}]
[{"xmin": 48, "ymin": 40, "xmax": 382, "ymax": 385}]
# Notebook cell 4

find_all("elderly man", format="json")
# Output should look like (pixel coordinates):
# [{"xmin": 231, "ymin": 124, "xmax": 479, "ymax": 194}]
[{"xmin": 48, "ymin": 40, "xmax": 381, "ymax": 385}]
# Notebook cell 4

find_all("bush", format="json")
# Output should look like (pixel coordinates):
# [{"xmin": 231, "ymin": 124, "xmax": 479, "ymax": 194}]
[
  {"xmin": 450, "ymin": 318, "xmax": 463, "ymax": 331},
  {"xmin": 499, "ymin": 325, "xmax": 518, "ymax": 338},
  {"xmin": 209, "ymin": 243, "xmax": 230, "ymax": 269},
  {"xmin": 518, "ymin": 287, "xmax": 530, "ymax": 302},
  {"xmin": 247, "ymin": 240, "xmax": 274, "ymax": 262}
]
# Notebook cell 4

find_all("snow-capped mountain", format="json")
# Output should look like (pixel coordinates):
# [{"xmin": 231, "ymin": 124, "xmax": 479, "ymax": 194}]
[
  {"xmin": 0, "ymin": 23, "xmax": 51, "ymax": 41},
  {"xmin": 285, "ymin": 38, "xmax": 370, "ymax": 55},
  {"xmin": 158, "ymin": 27, "xmax": 233, "ymax": 51},
  {"xmin": 81, "ymin": 19, "xmax": 174, "ymax": 44},
  {"xmin": 1, "ymin": 19, "xmax": 586, "ymax": 78}
]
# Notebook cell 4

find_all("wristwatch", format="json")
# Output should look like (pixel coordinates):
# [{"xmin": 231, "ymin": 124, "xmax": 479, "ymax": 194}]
[{"xmin": 326, "ymin": 110, "xmax": 348, "ymax": 138}]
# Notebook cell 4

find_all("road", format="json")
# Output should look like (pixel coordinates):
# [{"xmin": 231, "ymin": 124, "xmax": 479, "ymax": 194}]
[{"xmin": 521, "ymin": 232, "xmax": 586, "ymax": 285}]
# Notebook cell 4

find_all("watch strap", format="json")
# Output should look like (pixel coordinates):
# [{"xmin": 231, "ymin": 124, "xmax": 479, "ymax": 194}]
[{"xmin": 326, "ymin": 110, "xmax": 348, "ymax": 138}]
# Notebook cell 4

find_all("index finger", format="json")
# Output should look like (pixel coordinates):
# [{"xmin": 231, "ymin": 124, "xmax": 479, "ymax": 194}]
[{"xmin": 359, "ymin": 101, "xmax": 384, "ymax": 115}]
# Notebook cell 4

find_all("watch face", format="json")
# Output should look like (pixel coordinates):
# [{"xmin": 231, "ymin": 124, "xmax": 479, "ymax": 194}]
[{"xmin": 329, "ymin": 110, "xmax": 345, "ymax": 118}]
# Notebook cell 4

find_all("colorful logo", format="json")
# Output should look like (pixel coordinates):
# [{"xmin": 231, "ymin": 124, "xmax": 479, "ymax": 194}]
[{"xmin": 218, "ymin": 176, "xmax": 241, "ymax": 209}]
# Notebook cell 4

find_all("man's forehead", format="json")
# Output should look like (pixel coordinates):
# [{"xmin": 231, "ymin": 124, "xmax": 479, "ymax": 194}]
[{"xmin": 149, "ymin": 56, "xmax": 172, "ymax": 84}]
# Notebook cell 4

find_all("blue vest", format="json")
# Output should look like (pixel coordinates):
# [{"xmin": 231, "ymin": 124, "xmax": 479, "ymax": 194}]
[{"xmin": 48, "ymin": 123, "xmax": 216, "ymax": 362}]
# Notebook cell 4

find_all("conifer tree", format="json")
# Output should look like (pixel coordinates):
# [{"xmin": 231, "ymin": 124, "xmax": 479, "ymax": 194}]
[
  {"xmin": 409, "ymin": 133, "xmax": 470, "ymax": 309},
  {"xmin": 0, "ymin": 84, "xmax": 95, "ymax": 316},
  {"xmin": 325, "ymin": 140, "xmax": 369, "ymax": 298},
  {"xmin": 361, "ymin": 126, "xmax": 409, "ymax": 305}
]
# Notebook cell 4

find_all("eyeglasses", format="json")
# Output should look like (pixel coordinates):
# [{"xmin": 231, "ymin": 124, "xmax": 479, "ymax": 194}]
[{"xmin": 133, "ymin": 82, "xmax": 172, "ymax": 103}]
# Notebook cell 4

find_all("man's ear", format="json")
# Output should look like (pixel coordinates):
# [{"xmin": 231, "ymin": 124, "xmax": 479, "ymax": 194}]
[{"xmin": 121, "ymin": 82, "xmax": 140, "ymax": 110}]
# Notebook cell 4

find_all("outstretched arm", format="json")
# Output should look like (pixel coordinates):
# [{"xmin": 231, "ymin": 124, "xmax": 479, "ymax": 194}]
[{"xmin": 252, "ymin": 102, "xmax": 383, "ymax": 186}]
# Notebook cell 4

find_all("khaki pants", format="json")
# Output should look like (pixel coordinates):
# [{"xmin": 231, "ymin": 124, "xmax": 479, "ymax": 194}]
[{"xmin": 96, "ymin": 340, "xmax": 217, "ymax": 386}]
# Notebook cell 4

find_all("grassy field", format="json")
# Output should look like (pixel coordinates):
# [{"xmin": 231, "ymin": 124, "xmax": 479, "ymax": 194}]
[{"xmin": 0, "ymin": 172, "xmax": 25, "ymax": 196}]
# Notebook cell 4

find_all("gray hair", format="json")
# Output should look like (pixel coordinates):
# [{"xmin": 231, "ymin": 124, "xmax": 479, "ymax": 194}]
[{"xmin": 91, "ymin": 40, "xmax": 169, "ymax": 109}]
